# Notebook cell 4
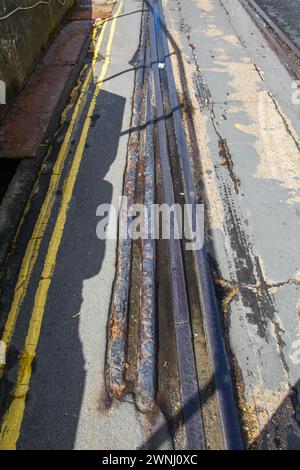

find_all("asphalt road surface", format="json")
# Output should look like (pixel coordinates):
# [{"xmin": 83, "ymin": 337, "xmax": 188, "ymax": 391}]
[
  {"xmin": 165, "ymin": 0, "xmax": 300, "ymax": 449},
  {"xmin": 0, "ymin": 0, "xmax": 300, "ymax": 450},
  {"xmin": 255, "ymin": 0, "xmax": 300, "ymax": 49},
  {"xmin": 0, "ymin": 0, "xmax": 171, "ymax": 450}
]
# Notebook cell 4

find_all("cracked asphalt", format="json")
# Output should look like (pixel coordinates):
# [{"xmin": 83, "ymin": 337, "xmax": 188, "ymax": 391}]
[
  {"xmin": 164, "ymin": 0, "xmax": 300, "ymax": 449},
  {"xmin": 1, "ymin": 0, "xmax": 300, "ymax": 451}
]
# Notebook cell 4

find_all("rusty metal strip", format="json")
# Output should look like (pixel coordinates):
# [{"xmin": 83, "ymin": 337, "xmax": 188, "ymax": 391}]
[
  {"xmin": 136, "ymin": 79, "xmax": 156, "ymax": 413},
  {"xmin": 106, "ymin": 7, "xmax": 148, "ymax": 398}
]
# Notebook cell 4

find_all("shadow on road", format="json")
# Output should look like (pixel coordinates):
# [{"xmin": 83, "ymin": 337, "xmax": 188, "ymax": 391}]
[{"xmin": 18, "ymin": 87, "xmax": 125, "ymax": 449}]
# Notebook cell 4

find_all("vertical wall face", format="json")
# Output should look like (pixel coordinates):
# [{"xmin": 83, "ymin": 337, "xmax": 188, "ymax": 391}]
[{"xmin": 0, "ymin": 0, "xmax": 75, "ymax": 115}]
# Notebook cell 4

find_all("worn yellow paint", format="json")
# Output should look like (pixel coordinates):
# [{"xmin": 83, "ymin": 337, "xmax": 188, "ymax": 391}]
[
  {"xmin": 0, "ymin": 20, "xmax": 108, "ymax": 381},
  {"xmin": 0, "ymin": 1, "xmax": 123, "ymax": 450}
]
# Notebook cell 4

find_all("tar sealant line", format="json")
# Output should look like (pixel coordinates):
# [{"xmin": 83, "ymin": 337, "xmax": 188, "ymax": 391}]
[{"xmin": 149, "ymin": 0, "xmax": 205, "ymax": 450}]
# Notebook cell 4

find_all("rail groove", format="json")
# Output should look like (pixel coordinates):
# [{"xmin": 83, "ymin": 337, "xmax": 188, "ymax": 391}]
[
  {"xmin": 240, "ymin": 0, "xmax": 300, "ymax": 80},
  {"xmin": 106, "ymin": 0, "xmax": 244, "ymax": 450}
]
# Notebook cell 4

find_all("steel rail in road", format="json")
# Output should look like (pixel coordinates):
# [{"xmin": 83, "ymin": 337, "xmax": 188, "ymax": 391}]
[
  {"xmin": 106, "ymin": 8, "xmax": 148, "ymax": 398},
  {"xmin": 240, "ymin": 0, "xmax": 300, "ymax": 80},
  {"xmin": 149, "ymin": 0, "xmax": 206, "ymax": 450},
  {"xmin": 107, "ymin": 0, "xmax": 244, "ymax": 450},
  {"xmin": 149, "ymin": 0, "xmax": 244, "ymax": 450},
  {"xmin": 246, "ymin": 0, "xmax": 300, "ymax": 61}
]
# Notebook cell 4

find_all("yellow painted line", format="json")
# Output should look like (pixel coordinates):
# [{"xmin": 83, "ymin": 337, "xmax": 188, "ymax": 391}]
[
  {"xmin": 0, "ymin": 19, "xmax": 108, "ymax": 381},
  {"xmin": 0, "ymin": 1, "xmax": 123, "ymax": 450}
]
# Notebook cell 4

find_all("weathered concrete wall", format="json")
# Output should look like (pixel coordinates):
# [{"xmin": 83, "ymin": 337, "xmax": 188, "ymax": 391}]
[{"xmin": 0, "ymin": 0, "xmax": 75, "ymax": 116}]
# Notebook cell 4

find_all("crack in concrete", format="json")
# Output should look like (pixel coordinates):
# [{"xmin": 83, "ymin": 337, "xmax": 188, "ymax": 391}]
[
  {"xmin": 267, "ymin": 90, "xmax": 300, "ymax": 152},
  {"xmin": 214, "ymin": 273, "xmax": 300, "ymax": 293},
  {"xmin": 218, "ymin": 0, "xmax": 248, "ymax": 49},
  {"xmin": 172, "ymin": 0, "xmax": 300, "ymax": 448},
  {"xmin": 176, "ymin": 0, "xmax": 242, "ymax": 194}
]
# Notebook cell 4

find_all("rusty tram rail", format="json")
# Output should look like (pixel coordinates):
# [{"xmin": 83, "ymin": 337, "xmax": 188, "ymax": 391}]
[
  {"xmin": 240, "ymin": 0, "xmax": 300, "ymax": 80},
  {"xmin": 106, "ymin": 0, "xmax": 244, "ymax": 449}
]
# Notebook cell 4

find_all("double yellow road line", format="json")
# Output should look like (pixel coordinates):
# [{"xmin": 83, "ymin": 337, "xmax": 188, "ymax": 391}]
[{"xmin": 0, "ymin": 0, "xmax": 123, "ymax": 450}]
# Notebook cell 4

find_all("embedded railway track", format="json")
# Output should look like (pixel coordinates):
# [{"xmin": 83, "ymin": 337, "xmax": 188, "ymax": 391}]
[
  {"xmin": 106, "ymin": 0, "xmax": 244, "ymax": 450},
  {"xmin": 240, "ymin": 0, "xmax": 300, "ymax": 80}
]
